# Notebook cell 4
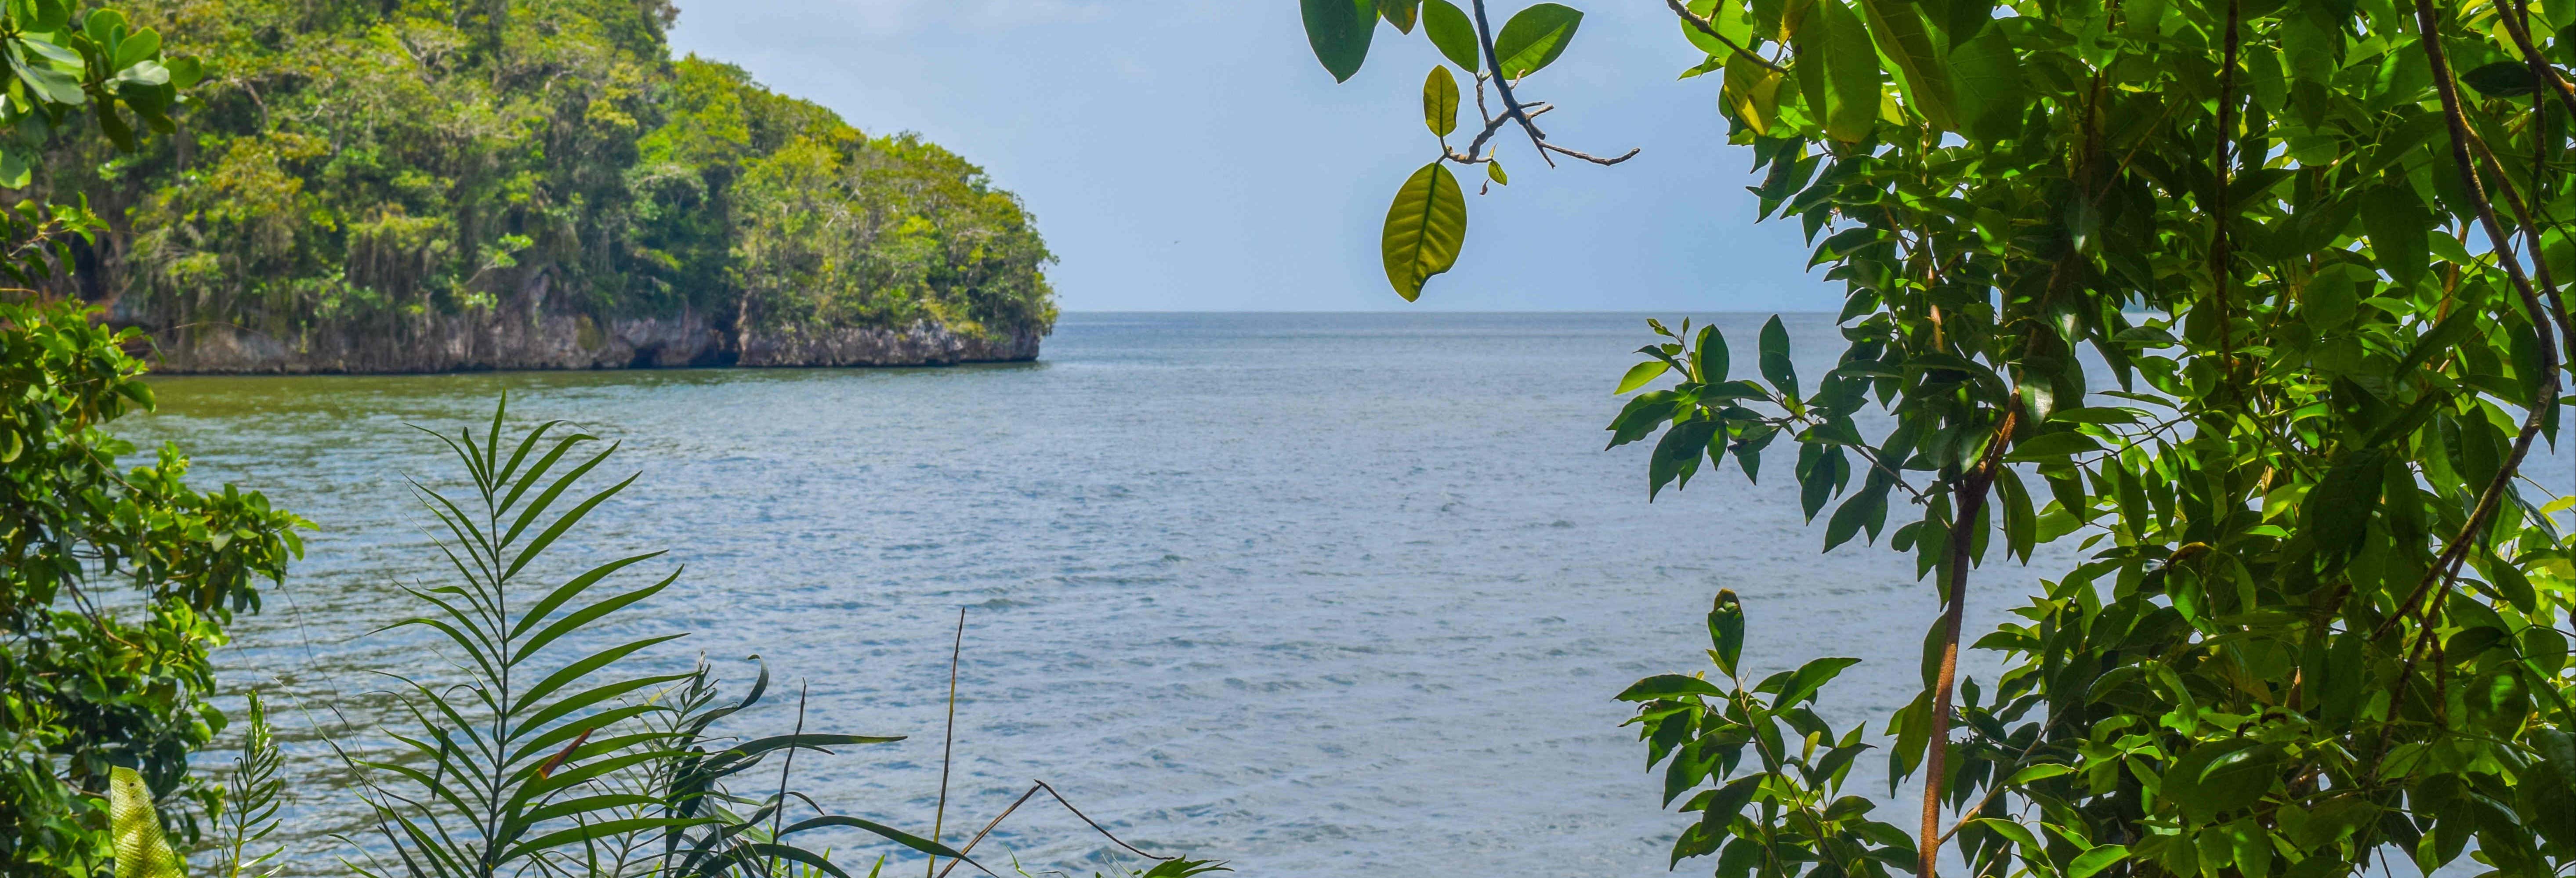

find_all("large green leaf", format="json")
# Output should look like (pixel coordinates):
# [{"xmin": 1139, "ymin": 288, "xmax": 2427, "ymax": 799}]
[
  {"xmin": 2461, "ymin": 60, "xmax": 2540, "ymax": 97},
  {"xmin": 1616, "ymin": 673, "xmax": 1732, "ymax": 700},
  {"xmin": 2304, "ymin": 447, "xmax": 2389, "ymax": 568},
  {"xmin": 1707, "ymin": 589, "xmax": 1746, "ymax": 674},
  {"xmin": 1652, "ymin": 419, "xmax": 1722, "ymax": 498},
  {"xmin": 1856, "ymin": 0, "xmax": 1955, "ymax": 130},
  {"xmin": 2523, "ymin": 729, "xmax": 2576, "ymax": 849},
  {"xmin": 1302, "ymin": 0, "xmax": 1377, "ymax": 82},
  {"xmin": 1381, "ymin": 161, "xmax": 1468, "ymax": 300},
  {"xmin": 1421, "ymin": 0, "xmax": 1483, "ymax": 71},
  {"xmin": 1492, "ymin": 3, "xmax": 1583, "ymax": 79},
  {"xmin": 1692, "ymin": 325, "xmax": 1729, "ymax": 383},
  {"xmin": 1770, "ymin": 656, "xmax": 1861, "ymax": 706},
  {"xmin": 1618, "ymin": 359, "xmax": 1673, "ymax": 394},
  {"xmin": 1721, "ymin": 50, "xmax": 1784, "ymax": 135},
  {"xmin": 2360, "ymin": 184, "xmax": 2430, "ymax": 289},
  {"xmin": 2069, "ymin": 845, "xmax": 2130, "ymax": 878},
  {"xmin": 1758, "ymin": 314, "xmax": 1798, "ymax": 397},
  {"xmin": 1816, "ymin": 0, "xmax": 1879, "ymax": 142}
]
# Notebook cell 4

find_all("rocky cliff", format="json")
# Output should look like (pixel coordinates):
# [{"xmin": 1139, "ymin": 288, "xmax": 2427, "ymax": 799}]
[{"xmin": 127, "ymin": 274, "xmax": 1041, "ymax": 374}]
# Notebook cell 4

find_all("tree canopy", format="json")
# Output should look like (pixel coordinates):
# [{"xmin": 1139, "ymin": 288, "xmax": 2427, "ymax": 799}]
[
  {"xmin": 1307, "ymin": 0, "xmax": 2576, "ymax": 877},
  {"xmin": 34, "ymin": 0, "xmax": 1054, "ymax": 349}
]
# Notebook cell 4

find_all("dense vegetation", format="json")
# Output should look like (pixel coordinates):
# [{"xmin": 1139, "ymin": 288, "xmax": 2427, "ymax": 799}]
[
  {"xmin": 34, "ymin": 0, "xmax": 1054, "ymax": 350},
  {"xmin": 0, "ymin": 2, "xmax": 306, "ymax": 872},
  {"xmin": 1309, "ymin": 0, "xmax": 2576, "ymax": 877},
  {"xmin": 3, "ymin": 296, "xmax": 303, "ymax": 876}
]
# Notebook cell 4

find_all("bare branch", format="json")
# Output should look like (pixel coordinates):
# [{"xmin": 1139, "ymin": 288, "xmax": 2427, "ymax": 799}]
[
  {"xmin": 1448, "ymin": 101, "xmax": 1554, "ymax": 163},
  {"xmin": 1540, "ymin": 141, "xmax": 1640, "ymax": 166}
]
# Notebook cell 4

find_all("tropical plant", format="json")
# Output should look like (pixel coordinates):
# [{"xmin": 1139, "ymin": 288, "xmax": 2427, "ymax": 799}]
[
  {"xmin": 212, "ymin": 690, "xmax": 286, "ymax": 878},
  {"xmin": 338, "ymin": 397, "xmax": 976, "ymax": 878},
  {"xmin": 1304, "ymin": 0, "xmax": 2576, "ymax": 877}
]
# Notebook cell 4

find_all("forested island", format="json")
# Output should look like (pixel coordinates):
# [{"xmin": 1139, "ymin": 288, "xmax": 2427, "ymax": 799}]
[{"xmin": 27, "ymin": 0, "xmax": 1055, "ymax": 372}]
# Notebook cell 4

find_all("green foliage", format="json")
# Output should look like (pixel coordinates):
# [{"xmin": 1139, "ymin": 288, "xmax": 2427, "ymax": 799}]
[
  {"xmin": 2, "ymin": 293, "xmax": 304, "ymax": 876},
  {"xmin": 35, "ymin": 1, "xmax": 1053, "ymax": 346},
  {"xmin": 1489, "ymin": 3, "xmax": 1582, "ymax": 80},
  {"xmin": 1308, "ymin": 0, "xmax": 2576, "ymax": 876},
  {"xmin": 341, "ymin": 397, "xmax": 969, "ymax": 878},
  {"xmin": 671, "ymin": 58, "xmax": 1057, "ymax": 339},
  {"xmin": 0, "ymin": 5, "xmax": 303, "ymax": 873}
]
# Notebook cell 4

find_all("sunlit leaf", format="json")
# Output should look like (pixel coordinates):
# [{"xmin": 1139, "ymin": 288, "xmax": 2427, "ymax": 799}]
[
  {"xmin": 1381, "ymin": 161, "xmax": 1467, "ymax": 300},
  {"xmin": 1424, "ymin": 65, "xmax": 1460, "ymax": 137},
  {"xmin": 1492, "ymin": 3, "xmax": 1583, "ymax": 79}
]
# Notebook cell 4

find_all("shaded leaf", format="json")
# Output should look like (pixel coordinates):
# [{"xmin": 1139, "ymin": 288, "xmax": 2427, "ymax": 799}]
[
  {"xmin": 1422, "ymin": 0, "xmax": 1483, "ymax": 71},
  {"xmin": 1302, "ymin": 0, "xmax": 1377, "ymax": 82}
]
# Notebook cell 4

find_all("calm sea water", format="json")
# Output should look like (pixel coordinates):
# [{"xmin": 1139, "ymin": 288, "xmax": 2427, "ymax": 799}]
[{"xmin": 119, "ymin": 312, "xmax": 2045, "ymax": 877}]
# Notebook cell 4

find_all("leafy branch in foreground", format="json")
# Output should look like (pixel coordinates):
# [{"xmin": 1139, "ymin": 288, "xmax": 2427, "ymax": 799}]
[
  {"xmin": 1303, "ymin": 0, "xmax": 1635, "ymax": 301},
  {"xmin": 1310, "ymin": 0, "xmax": 2576, "ymax": 877},
  {"xmin": 0, "ymin": 2, "xmax": 290, "ymax": 872}
]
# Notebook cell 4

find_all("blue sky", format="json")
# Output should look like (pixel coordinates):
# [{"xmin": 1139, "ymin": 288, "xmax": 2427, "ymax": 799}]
[{"xmin": 667, "ymin": 1, "xmax": 1842, "ymax": 313}]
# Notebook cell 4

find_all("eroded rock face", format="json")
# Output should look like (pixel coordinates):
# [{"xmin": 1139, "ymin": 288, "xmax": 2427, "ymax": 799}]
[
  {"xmin": 734, "ymin": 321, "xmax": 1042, "ymax": 367},
  {"xmin": 126, "ymin": 275, "xmax": 1043, "ymax": 374}
]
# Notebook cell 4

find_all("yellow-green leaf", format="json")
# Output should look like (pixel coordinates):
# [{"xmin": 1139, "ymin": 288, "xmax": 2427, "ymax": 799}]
[
  {"xmin": 110, "ymin": 768, "xmax": 185, "ymax": 878},
  {"xmin": 1381, "ymin": 162, "xmax": 1468, "ymax": 301},
  {"xmin": 1816, "ymin": 0, "xmax": 1878, "ymax": 142},
  {"xmin": 1487, "ymin": 160, "xmax": 1508, "ymax": 184},
  {"xmin": 1378, "ymin": 0, "xmax": 1421, "ymax": 32},
  {"xmin": 1424, "ymin": 65, "xmax": 1460, "ymax": 137},
  {"xmin": 2070, "ymin": 845, "xmax": 2130, "ymax": 878},
  {"xmin": 1722, "ymin": 49, "xmax": 1783, "ymax": 135},
  {"xmin": 1617, "ymin": 360, "xmax": 1672, "ymax": 394}
]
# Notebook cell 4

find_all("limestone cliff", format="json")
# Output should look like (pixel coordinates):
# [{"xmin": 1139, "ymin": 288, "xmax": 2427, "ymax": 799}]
[{"xmin": 126, "ymin": 274, "xmax": 1041, "ymax": 374}]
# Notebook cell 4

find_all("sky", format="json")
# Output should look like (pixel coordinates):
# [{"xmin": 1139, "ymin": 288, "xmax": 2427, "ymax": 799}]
[{"xmin": 664, "ymin": 1, "xmax": 1843, "ymax": 312}]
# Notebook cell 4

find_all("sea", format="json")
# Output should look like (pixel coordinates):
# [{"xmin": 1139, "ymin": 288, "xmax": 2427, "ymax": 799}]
[{"xmin": 116, "ymin": 312, "xmax": 2052, "ymax": 877}]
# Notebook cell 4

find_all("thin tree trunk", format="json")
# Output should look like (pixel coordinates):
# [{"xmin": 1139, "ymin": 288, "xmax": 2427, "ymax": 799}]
[{"xmin": 1919, "ymin": 410, "xmax": 2016, "ymax": 878}]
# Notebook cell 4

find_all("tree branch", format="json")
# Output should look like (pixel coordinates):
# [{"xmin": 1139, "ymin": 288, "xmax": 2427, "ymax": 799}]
[
  {"xmin": 1466, "ymin": 0, "xmax": 1640, "ymax": 168},
  {"xmin": 1918, "ymin": 407, "xmax": 2018, "ymax": 878},
  {"xmin": 2376, "ymin": 0, "xmax": 2564, "ymax": 656},
  {"xmin": 1665, "ymin": 0, "xmax": 1787, "ymax": 73},
  {"xmin": 1447, "ymin": 97, "xmax": 1554, "ymax": 163}
]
